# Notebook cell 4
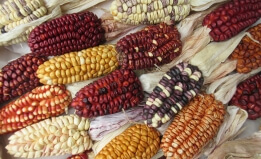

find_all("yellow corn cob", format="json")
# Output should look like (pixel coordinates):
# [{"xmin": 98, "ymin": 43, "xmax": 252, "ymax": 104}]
[
  {"xmin": 6, "ymin": 115, "xmax": 92, "ymax": 158},
  {"xmin": 161, "ymin": 94, "xmax": 225, "ymax": 159},
  {"xmin": 37, "ymin": 45, "xmax": 119, "ymax": 85},
  {"xmin": 110, "ymin": 0, "xmax": 191, "ymax": 25},
  {"xmin": 95, "ymin": 124, "xmax": 160, "ymax": 159}
]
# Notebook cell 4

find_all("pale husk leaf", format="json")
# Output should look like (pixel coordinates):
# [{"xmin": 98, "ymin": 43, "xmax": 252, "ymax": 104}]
[
  {"xmin": 191, "ymin": 0, "xmax": 228, "ymax": 11},
  {"xmin": 139, "ymin": 72, "xmax": 165, "ymax": 93}
]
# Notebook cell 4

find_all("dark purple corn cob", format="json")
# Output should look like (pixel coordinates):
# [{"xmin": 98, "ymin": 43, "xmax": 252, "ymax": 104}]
[
  {"xmin": 71, "ymin": 69, "xmax": 144, "ymax": 118},
  {"xmin": 143, "ymin": 62, "xmax": 204, "ymax": 128}
]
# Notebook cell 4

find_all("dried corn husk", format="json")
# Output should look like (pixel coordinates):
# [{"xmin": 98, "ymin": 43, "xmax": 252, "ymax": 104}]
[
  {"xmin": 208, "ymin": 131, "xmax": 261, "ymax": 159},
  {"xmin": 191, "ymin": 0, "xmax": 228, "ymax": 11},
  {"xmin": 89, "ymin": 107, "xmax": 144, "ymax": 141},
  {"xmin": 207, "ymin": 67, "xmax": 261, "ymax": 104}
]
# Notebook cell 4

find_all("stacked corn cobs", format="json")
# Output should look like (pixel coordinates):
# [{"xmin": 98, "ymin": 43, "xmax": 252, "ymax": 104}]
[
  {"xmin": 110, "ymin": 0, "xmax": 191, "ymax": 24},
  {"xmin": 6, "ymin": 115, "xmax": 92, "ymax": 158},
  {"xmin": 37, "ymin": 45, "xmax": 119, "ymax": 85},
  {"xmin": 95, "ymin": 124, "xmax": 160, "ymax": 159},
  {"xmin": 161, "ymin": 94, "xmax": 225, "ymax": 159},
  {"xmin": 229, "ymin": 73, "xmax": 261, "ymax": 120},
  {"xmin": 0, "ymin": 85, "xmax": 71, "ymax": 135},
  {"xmin": 0, "ymin": 53, "xmax": 47, "ymax": 103},
  {"xmin": 203, "ymin": 0, "xmax": 261, "ymax": 41},
  {"xmin": 71, "ymin": 69, "xmax": 144, "ymax": 118},
  {"xmin": 116, "ymin": 23, "xmax": 182, "ymax": 70},
  {"xmin": 28, "ymin": 11, "xmax": 105, "ymax": 56},
  {"xmin": 143, "ymin": 62, "xmax": 204, "ymax": 128}
]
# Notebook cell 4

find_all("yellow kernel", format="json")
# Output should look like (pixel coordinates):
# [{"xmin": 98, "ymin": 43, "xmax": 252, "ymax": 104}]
[
  {"xmin": 100, "ymin": 65, "xmax": 105, "ymax": 71},
  {"xmin": 81, "ymin": 65, "xmax": 87, "ymax": 72},
  {"xmin": 105, "ymin": 59, "xmax": 110, "ymax": 63},
  {"xmin": 104, "ymin": 64, "xmax": 109, "ymax": 69},
  {"xmin": 91, "ymin": 56, "xmax": 96, "ymax": 63},
  {"xmin": 61, "ymin": 62, "xmax": 67, "ymax": 69},
  {"xmin": 91, "ymin": 51, "xmax": 97, "ymax": 56},
  {"xmin": 100, "ymin": 59, "xmax": 105, "ymax": 65},
  {"xmin": 85, "ymin": 57, "xmax": 91, "ymax": 64},
  {"xmin": 109, "ymin": 60, "xmax": 115, "ymax": 66},
  {"xmin": 70, "ymin": 68, "xmax": 76, "ymax": 75},
  {"xmin": 49, "ymin": 72, "xmax": 56, "ymax": 78},
  {"xmin": 75, "ymin": 75, "xmax": 80, "ymax": 82},
  {"xmin": 62, "ymin": 78, "xmax": 67, "ymax": 84},
  {"xmin": 67, "ymin": 77, "xmax": 71, "ymax": 83},
  {"xmin": 65, "ymin": 61, "xmax": 72, "ymax": 68},
  {"xmin": 55, "ymin": 62, "xmax": 61, "ymax": 69},
  {"xmin": 96, "ymin": 63, "xmax": 100, "ymax": 71},
  {"xmin": 96, "ymin": 55, "xmax": 102, "ymax": 62},
  {"xmin": 58, "ymin": 78, "xmax": 63, "ymax": 84},
  {"xmin": 102, "ymin": 53, "xmax": 108, "ymax": 59},
  {"xmin": 108, "ymin": 52, "xmax": 112, "ymax": 58},
  {"xmin": 50, "ymin": 64, "xmax": 56, "ymax": 70},
  {"xmin": 87, "ymin": 65, "xmax": 91, "ymax": 72},
  {"xmin": 74, "ymin": 66, "xmax": 81, "ymax": 72},
  {"xmin": 66, "ymin": 69, "xmax": 71, "ymax": 76},
  {"xmin": 61, "ymin": 70, "xmax": 66, "ymax": 78},
  {"xmin": 83, "ymin": 75, "xmax": 88, "ymax": 80},
  {"xmin": 55, "ymin": 70, "xmax": 61, "ymax": 77},
  {"xmin": 71, "ymin": 76, "xmax": 76, "ymax": 83},
  {"xmin": 91, "ymin": 63, "xmax": 96, "ymax": 69}
]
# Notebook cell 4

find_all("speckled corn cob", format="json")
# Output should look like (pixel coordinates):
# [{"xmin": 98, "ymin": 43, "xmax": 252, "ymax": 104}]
[
  {"xmin": 203, "ymin": 0, "xmax": 261, "ymax": 42},
  {"xmin": 37, "ymin": 45, "xmax": 118, "ymax": 85},
  {"xmin": 28, "ymin": 11, "xmax": 105, "ymax": 56},
  {"xmin": 110, "ymin": 0, "xmax": 191, "ymax": 25},
  {"xmin": 0, "ymin": 85, "xmax": 71, "ymax": 135},
  {"xmin": 229, "ymin": 73, "xmax": 261, "ymax": 120},
  {"xmin": 143, "ymin": 62, "xmax": 204, "ymax": 128},
  {"xmin": 6, "ymin": 115, "xmax": 92, "ymax": 158},
  {"xmin": 161, "ymin": 94, "xmax": 225, "ymax": 159},
  {"xmin": 95, "ymin": 124, "xmax": 160, "ymax": 159},
  {"xmin": 71, "ymin": 69, "xmax": 144, "ymax": 118},
  {"xmin": 116, "ymin": 23, "xmax": 181, "ymax": 70},
  {"xmin": 0, "ymin": 53, "xmax": 47, "ymax": 103}
]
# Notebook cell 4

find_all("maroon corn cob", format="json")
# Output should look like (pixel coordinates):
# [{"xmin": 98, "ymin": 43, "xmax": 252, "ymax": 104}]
[
  {"xmin": 0, "ymin": 53, "xmax": 47, "ymax": 103},
  {"xmin": 71, "ymin": 69, "xmax": 144, "ymax": 118},
  {"xmin": 203, "ymin": 0, "xmax": 261, "ymax": 42},
  {"xmin": 229, "ymin": 73, "xmax": 261, "ymax": 120},
  {"xmin": 28, "ymin": 11, "xmax": 105, "ymax": 56},
  {"xmin": 116, "ymin": 23, "xmax": 182, "ymax": 70}
]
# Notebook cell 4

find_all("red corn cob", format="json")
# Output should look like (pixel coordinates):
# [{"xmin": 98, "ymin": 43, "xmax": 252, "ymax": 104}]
[
  {"xmin": 0, "ymin": 53, "xmax": 47, "ymax": 103},
  {"xmin": 229, "ymin": 73, "xmax": 261, "ymax": 120},
  {"xmin": 0, "ymin": 85, "xmax": 71, "ymax": 135},
  {"xmin": 67, "ymin": 150, "xmax": 91, "ymax": 159},
  {"xmin": 203, "ymin": 0, "xmax": 261, "ymax": 42},
  {"xmin": 28, "ymin": 11, "xmax": 105, "ymax": 56},
  {"xmin": 116, "ymin": 23, "xmax": 182, "ymax": 70},
  {"xmin": 71, "ymin": 69, "xmax": 144, "ymax": 118}
]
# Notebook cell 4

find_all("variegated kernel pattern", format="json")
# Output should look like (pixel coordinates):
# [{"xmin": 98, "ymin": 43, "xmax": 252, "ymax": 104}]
[
  {"xmin": 95, "ymin": 124, "xmax": 160, "ymax": 159},
  {"xmin": 110, "ymin": 0, "xmax": 191, "ymax": 25},
  {"xmin": 161, "ymin": 94, "xmax": 225, "ymax": 159},
  {"xmin": 143, "ymin": 62, "xmax": 204, "ymax": 128},
  {"xmin": 0, "ymin": 85, "xmax": 71, "ymax": 135},
  {"xmin": 6, "ymin": 115, "xmax": 92, "ymax": 158},
  {"xmin": 37, "ymin": 45, "xmax": 118, "ymax": 85}
]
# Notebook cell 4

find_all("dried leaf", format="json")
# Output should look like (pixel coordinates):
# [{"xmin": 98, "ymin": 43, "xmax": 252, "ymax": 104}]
[
  {"xmin": 139, "ymin": 72, "xmax": 165, "ymax": 93},
  {"xmin": 191, "ymin": 0, "xmax": 228, "ymax": 11}
]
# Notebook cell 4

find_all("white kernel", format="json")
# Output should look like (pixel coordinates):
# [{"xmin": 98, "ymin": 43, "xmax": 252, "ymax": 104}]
[{"xmin": 171, "ymin": 107, "xmax": 178, "ymax": 113}]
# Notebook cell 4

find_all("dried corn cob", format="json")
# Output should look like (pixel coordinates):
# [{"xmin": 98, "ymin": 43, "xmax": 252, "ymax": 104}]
[
  {"xmin": 28, "ymin": 11, "xmax": 105, "ymax": 56},
  {"xmin": 0, "ymin": 53, "xmax": 47, "ymax": 103},
  {"xmin": 71, "ymin": 69, "xmax": 144, "ymax": 118},
  {"xmin": 37, "ymin": 45, "xmax": 118, "ymax": 85},
  {"xmin": 248, "ymin": 23, "xmax": 261, "ymax": 43},
  {"xmin": 161, "ymin": 94, "xmax": 225, "ymax": 159},
  {"xmin": 6, "ymin": 115, "xmax": 92, "ymax": 158},
  {"xmin": 229, "ymin": 73, "xmax": 261, "ymax": 120},
  {"xmin": 95, "ymin": 124, "xmax": 160, "ymax": 159},
  {"xmin": 0, "ymin": 85, "xmax": 71, "ymax": 135},
  {"xmin": 202, "ymin": 0, "xmax": 261, "ymax": 42},
  {"xmin": 110, "ymin": 0, "xmax": 191, "ymax": 25},
  {"xmin": 143, "ymin": 62, "xmax": 204, "ymax": 128},
  {"xmin": 116, "ymin": 23, "xmax": 182, "ymax": 70}
]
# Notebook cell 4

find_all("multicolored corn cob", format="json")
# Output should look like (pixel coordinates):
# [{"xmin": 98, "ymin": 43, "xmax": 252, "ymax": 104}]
[
  {"xmin": 6, "ymin": 115, "xmax": 92, "ymax": 158},
  {"xmin": 95, "ymin": 124, "xmax": 160, "ymax": 159},
  {"xmin": 229, "ymin": 73, "xmax": 261, "ymax": 120},
  {"xmin": 161, "ymin": 94, "xmax": 225, "ymax": 159},
  {"xmin": 0, "ymin": 53, "xmax": 47, "ymax": 103},
  {"xmin": 37, "ymin": 45, "xmax": 118, "ymax": 85},
  {"xmin": 110, "ymin": 0, "xmax": 191, "ymax": 25},
  {"xmin": 0, "ymin": 85, "xmax": 71, "ymax": 135},
  {"xmin": 143, "ymin": 62, "xmax": 204, "ymax": 128},
  {"xmin": 116, "ymin": 23, "xmax": 182, "ymax": 70},
  {"xmin": 71, "ymin": 69, "xmax": 144, "ymax": 118},
  {"xmin": 28, "ymin": 11, "xmax": 105, "ymax": 56},
  {"xmin": 203, "ymin": 0, "xmax": 261, "ymax": 42}
]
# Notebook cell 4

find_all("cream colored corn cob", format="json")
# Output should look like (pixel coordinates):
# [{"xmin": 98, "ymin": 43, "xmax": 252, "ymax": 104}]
[
  {"xmin": 110, "ymin": 0, "xmax": 191, "ymax": 25},
  {"xmin": 37, "ymin": 45, "xmax": 119, "ymax": 85},
  {"xmin": 6, "ymin": 115, "xmax": 92, "ymax": 158}
]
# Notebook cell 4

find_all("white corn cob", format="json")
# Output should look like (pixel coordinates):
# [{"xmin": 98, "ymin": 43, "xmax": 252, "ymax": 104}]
[
  {"xmin": 110, "ymin": 0, "xmax": 191, "ymax": 25},
  {"xmin": 6, "ymin": 115, "xmax": 92, "ymax": 158}
]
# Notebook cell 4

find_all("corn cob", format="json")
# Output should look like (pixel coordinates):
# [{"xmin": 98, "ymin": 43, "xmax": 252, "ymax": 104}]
[
  {"xmin": 0, "ymin": 53, "xmax": 47, "ymax": 103},
  {"xmin": 161, "ymin": 94, "xmax": 225, "ymax": 159},
  {"xmin": 71, "ymin": 69, "xmax": 144, "ymax": 118},
  {"xmin": 37, "ymin": 45, "xmax": 118, "ymax": 85},
  {"xmin": 28, "ymin": 11, "xmax": 105, "ymax": 56},
  {"xmin": 116, "ymin": 23, "xmax": 182, "ymax": 70},
  {"xmin": 67, "ymin": 150, "xmax": 90, "ymax": 159},
  {"xmin": 202, "ymin": 0, "xmax": 261, "ymax": 42},
  {"xmin": 6, "ymin": 115, "xmax": 92, "ymax": 158},
  {"xmin": 229, "ymin": 73, "xmax": 261, "ymax": 120},
  {"xmin": 0, "ymin": 85, "xmax": 71, "ymax": 135},
  {"xmin": 110, "ymin": 0, "xmax": 191, "ymax": 25},
  {"xmin": 95, "ymin": 124, "xmax": 160, "ymax": 159},
  {"xmin": 248, "ymin": 23, "xmax": 261, "ymax": 43},
  {"xmin": 143, "ymin": 62, "xmax": 204, "ymax": 128}
]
